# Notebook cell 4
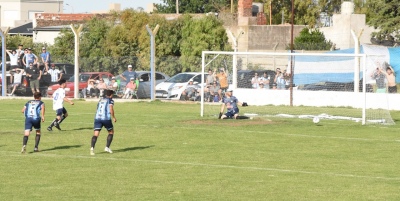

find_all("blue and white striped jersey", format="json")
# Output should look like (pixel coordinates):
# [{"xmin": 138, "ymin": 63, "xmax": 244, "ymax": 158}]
[
  {"xmin": 24, "ymin": 100, "xmax": 44, "ymax": 120},
  {"xmin": 94, "ymin": 98, "xmax": 114, "ymax": 120}
]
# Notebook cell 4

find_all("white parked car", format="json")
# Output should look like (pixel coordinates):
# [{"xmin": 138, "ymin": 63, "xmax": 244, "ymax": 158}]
[{"xmin": 155, "ymin": 72, "xmax": 205, "ymax": 100}]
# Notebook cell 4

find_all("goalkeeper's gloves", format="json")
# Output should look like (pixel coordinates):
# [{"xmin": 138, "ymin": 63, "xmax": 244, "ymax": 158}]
[
  {"xmin": 218, "ymin": 112, "xmax": 223, "ymax": 119},
  {"xmin": 242, "ymin": 102, "xmax": 248, "ymax": 107}
]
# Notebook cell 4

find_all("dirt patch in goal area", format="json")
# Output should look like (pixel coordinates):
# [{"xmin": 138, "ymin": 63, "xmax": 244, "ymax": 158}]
[{"xmin": 184, "ymin": 117, "xmax": 278, "ymax": 127}]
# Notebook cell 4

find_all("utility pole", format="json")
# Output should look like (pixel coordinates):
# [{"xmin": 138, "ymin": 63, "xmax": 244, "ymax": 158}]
[
  {"xmin": 146, "ymin": 24, "xmax": 160, "ymax": 101},
  {"xmin": 289, "ymin": 0, "xmax": 294, "ymax": 106},
  {"xmin": 70, "ymin": 24, "xmax": 83, "ymax": 99},
  {"xmin": 176, "ymin": 0, "xmax": 179, "ymax": 14},
  {"xmin": 1, "ymin": 27, "xmax": 10, "ymax": 97}
]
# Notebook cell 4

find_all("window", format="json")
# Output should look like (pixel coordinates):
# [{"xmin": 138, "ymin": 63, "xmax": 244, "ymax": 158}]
[
  {"xmin": 193, "ymin": 75, "xmax": 201, "ymax": 83},
  {"xmin": 156, "ymin": 73, "xmax": 165, "ymax": 80},
  {"xmin": 140, "ymin": 73, "xmax": 150, "ymax": 82}
]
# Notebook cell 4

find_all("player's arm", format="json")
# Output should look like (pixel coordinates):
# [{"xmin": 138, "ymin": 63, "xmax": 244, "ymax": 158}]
[
  {"xmin": 120, "ymin": 73, "xmax": 127, "ymax": 81},
  {"xmin": 63, "ymin": 97, "xmax": 74, "ymax": 105},
  {"xmin": 41, "ymin": 104, "xmax": 45, "ymax": 122},
  {"xmin": 21, "ymin": 106, "xmax": 26, "ymax": 113},
  {"xmin": 109, "ymin": 104, "xmax": 116, "ymax": 122}
]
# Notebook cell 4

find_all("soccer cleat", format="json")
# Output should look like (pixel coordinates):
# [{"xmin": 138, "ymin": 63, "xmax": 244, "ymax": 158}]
[
  {"xmin": 54, "ymin": 122, "xmax": 61, "ymax": 130},
  {"xmin": 104, "ymin": 147, "xmax": 113, "ymax": 154},
  {"xmin": 90, "ymin": 147, "xmax": 95, "ymax": 155},
  {"xmin": 47, "ymin": 127, "xmax": 52, "ymax": 131},
  {"xmin": 21, "ymin": 145, "xmax": 26, "ymax": 154},
  {"xmin": 34, "ymin": 147, "xmax": 39, "ymax": 152}
]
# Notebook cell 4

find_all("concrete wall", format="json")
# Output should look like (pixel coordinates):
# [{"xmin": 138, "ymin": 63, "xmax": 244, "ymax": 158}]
[
  {"xmin": 34, "ymin": 31, "xmax": 61, "ymax": 45},
  {"xmin": 320, "ymin": 13, "xmax": 376, "ymax": 50},
  {"xmin": 244, "ymin": 25, "xmax": 306, "ymax": 51}
]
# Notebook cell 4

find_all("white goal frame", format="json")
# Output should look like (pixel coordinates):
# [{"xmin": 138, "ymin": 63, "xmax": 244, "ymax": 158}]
[{"xmin": 201, "ymin": 51, "xmax": 369, "ymax": 125}]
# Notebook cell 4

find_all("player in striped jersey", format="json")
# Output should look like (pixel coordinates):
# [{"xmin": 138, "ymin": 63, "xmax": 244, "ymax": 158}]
[
  {"xmin": 21, "ymin": 92, "xmax": 45, "ymax": 153},
  {"xmin": 90, "ymin": 90, "xmax": 117, "ymax": 155}
]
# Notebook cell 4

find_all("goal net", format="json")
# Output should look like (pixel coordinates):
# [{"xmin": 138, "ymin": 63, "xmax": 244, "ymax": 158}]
[{"xmin": 200, "ymin": 50, "xmax": 395, "ymax": 125}]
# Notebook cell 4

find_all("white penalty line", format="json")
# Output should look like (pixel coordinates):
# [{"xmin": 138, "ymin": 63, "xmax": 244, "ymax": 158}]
[{"xmin": 2, "ymin": 151, "xmax": 400, "ymax": 181}]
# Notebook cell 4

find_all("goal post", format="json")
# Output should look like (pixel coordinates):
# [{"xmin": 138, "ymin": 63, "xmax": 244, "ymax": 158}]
[{"xmin": 200, "ymin": 50, "xmax": 395, "ymax": 125}]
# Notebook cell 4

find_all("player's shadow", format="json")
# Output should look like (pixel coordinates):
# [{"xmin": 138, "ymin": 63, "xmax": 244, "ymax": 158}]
[
  {"xmin": 69, "ymin": 127, "xmax": 93, "ymax": 131},
  {"xmin": 113, "ymin": 145, "xmax": 154, "ymax": 153},
  {"xmin": 41, "ymin": 145, "xmax": 83, "ymax": 152}
]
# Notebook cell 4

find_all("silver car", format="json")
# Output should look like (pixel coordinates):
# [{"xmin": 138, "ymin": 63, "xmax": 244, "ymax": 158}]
[{"xmin": 115, "ymin": 71, "xmax": 170, "ymax": 99}]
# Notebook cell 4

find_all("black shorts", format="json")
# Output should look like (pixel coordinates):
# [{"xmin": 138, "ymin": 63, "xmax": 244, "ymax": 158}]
[
  {"xmin": 388, "ymin": 86, "xmax": 397, "ymax": 93},
  {"xmin": 10, "ymin": 65, "xmax": 20, "ymax": 71}
]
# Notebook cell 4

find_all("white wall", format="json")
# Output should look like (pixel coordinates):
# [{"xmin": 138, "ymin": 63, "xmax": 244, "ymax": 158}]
[
  {"xmin": 232, "ymin": 89, "xmax": 400, "ymax": 110},
  {"xmin": 1, "ymin": 0, "xmax": 62, "ymax": 28},
  {"xmin": 34, "ymin": 31, "xmax": 61, "ymax": 45}
]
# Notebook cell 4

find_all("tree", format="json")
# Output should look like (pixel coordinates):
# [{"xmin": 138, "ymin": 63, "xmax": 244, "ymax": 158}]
[
  {"xmin": 180, "ymin": 15, "xmax": 231, "ymax": 72},
  {"xmin": 366, "ymin": 0, "xmax": 400, "ymax": 42},
  {"xmin": 51, "ymin": 28, "xmax": 75, "ymax": 63},
  {"xmin": 293, "ymin": 27, "xmax": 333, "ymax": 50},
  {"xmin": 156, "ymin": 0, "xmax": 234, "ymax": 13}
]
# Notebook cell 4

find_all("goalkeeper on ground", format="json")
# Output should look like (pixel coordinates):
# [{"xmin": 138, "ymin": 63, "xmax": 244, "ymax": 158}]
[{"xmin": 218, "ymin": 88, "xmax": 249, "ymax": 119}]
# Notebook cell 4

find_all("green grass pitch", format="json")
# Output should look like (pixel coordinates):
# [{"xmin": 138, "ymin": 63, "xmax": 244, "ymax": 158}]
[{"xmin": 1, "ymin": 99, "xmax": 400, "ymax": 200}]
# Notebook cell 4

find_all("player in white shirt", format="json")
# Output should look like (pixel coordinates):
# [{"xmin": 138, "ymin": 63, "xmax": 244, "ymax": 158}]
[{"xmin": 47, "ymin": 79, "xmax": 74, "ymax": 131}]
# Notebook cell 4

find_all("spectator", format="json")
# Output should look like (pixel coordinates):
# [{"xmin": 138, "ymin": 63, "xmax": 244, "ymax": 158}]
[
  {"xmin": 120, "ymin": 64, "xmax": 137, "ymax": 82},
  {"xmin": 274, "ymin": 68, "xmax": 286, "ymax": 90},
  {"xmin": 259, "ymin": 72, "xmax": 270, "ymax": 89},
  {"xmin": 251, "ymin": 72, "xmax": 260, "ymax": 89},
  {"xmin": 259, "ymin": 83, "xmax": 267, "ymax": 90},
  {"xmin": 8, "ymin": 69, "xmax": 24, "ymax": 96},
  {"xmin": 47, "ymin": 64, "xmax": 62, "ymax": 84},
  {"xmin": 22, "ymin": 48, "xmax": 38, "ymax": 69},
  {"xmin": 122, "ymin": 78, "xmax": 137, "ymax": 99},
  {"xmin": 83, "ymin": 79, "xmax": 99, "ymax": 98},
  {"xmin": 181, "ymin": 79, "xmax": 200, "ymax": 101},
  {"xmin": 208, "ymin": 81, "xmax": 221, "ymax": 102},
  {"xmin": 6, "ymin": 49, "xmax": 20, "ymax": 84},
  {"xmin": 206, "ymin": 69, "xmax": 216, "ymax": 86},
  {"xmin": 16, "ymin": 44, "xmax": 24, "ymax": 67},
  {"xmin": 108, "ymin": 77, "xmax": 118, "ymax": 91},
  {"xmin": 216, "ymin": 68, "xmax": 228, "ymax": 98},
  {"xmin": 272, "ymin": 83, "xmax": 277, "ymax": 90},
  {"xmin": 25, "ymin": 62, "xmax": 42, "ymax": 94},
  {"xmin": 97, "ymin": 78, "xmax": 108, "ymax": 97},
  {"xmin": 384, "ymin": 64, "xmax": 396, "ymax": 93},
  {"xmin": 6, "ymin": 49, "xmax": 19, "ymax": 71},
  {"xmin": 40, "ymin": 47, "xmax": 51, "ymax": 73},
  {"xmin": 371, "ymin": 64, "xmax": 387, "ymax": 93}
]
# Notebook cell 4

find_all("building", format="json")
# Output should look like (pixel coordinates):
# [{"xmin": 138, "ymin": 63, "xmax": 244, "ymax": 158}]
[{"xmin": 0, "ymin": 0, "xmax": 63, "ymax": 29}]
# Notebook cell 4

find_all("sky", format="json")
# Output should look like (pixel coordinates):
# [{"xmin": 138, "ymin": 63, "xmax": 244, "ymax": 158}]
[{"xmin": 62, "ymin": 0, "xmax": 163, "ymax": 13}]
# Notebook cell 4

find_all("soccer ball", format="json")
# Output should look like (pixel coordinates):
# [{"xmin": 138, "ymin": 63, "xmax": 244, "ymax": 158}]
[{"xmin": 313, "ymin": 117, "xmax": 320, "ymax": 124}]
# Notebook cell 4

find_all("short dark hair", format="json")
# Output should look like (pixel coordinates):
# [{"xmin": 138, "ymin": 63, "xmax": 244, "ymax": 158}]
[
  {"xmin": 33, "ymin": 92, "xmax": 42, "ymax": 99},
  {"xmin": 105, "ymin": 89, "xmax": 114, "ymax": 97},
  {"xmin": 58, "ymin": 79, "xmax": 66, "ymax": 85}
]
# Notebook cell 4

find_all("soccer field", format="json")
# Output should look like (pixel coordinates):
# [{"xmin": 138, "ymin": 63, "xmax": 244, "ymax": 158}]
[{"xmin": 1, "ymin": 98, "xmax": 400, "ymax": 200}]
